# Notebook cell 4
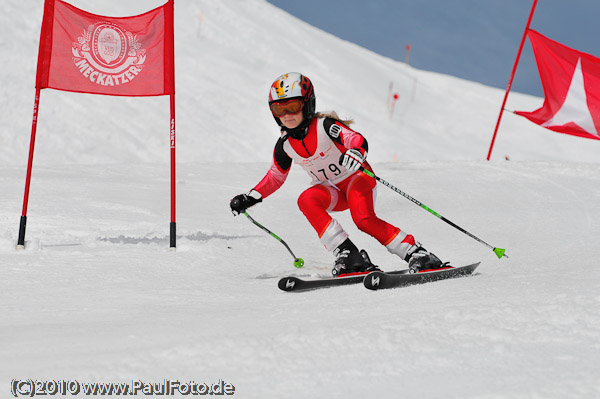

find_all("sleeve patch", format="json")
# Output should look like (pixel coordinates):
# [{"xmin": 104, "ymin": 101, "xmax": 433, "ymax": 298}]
[{"xmin": 329, "ymin": 124, "xmax": 342, "ymax": 138}]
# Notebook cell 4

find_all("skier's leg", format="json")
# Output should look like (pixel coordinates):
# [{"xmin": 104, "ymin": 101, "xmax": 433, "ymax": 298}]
[
  {"xmin": 297, "ymin": 184, "xmax": 348, "ymax": 251},
  {"xmin": 297, "ymin": 184, "xmax": 376, "ymax": 276},
  {"xmin": 379, "ymin": 211, "xmax": 444, "ymax": 272},
  {"xmin": 346, "ymin": 173, "xmax": 405, "ymax": 246},
  {"xmin": 345, "ymin": 173, "xmax": 442, "ymax": 270}
]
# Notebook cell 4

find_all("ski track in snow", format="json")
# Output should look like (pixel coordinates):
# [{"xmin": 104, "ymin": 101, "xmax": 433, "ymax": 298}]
[
  {"xmin": 1, "ymin": 0, "xmax": 600, "ymax": 397},
  {"xmin": 2, "ymin": 162, "xmax": 600, "ymax": 399}
]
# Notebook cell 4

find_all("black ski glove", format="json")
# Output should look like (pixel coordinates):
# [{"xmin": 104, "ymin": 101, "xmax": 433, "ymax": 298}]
[{"xmin": 230, "ymin": 190, "xmax": 262, "ymax": 215}]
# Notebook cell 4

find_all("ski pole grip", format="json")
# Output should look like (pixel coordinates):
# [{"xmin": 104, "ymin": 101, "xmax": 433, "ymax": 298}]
[{"xmin": 231, "ymin": 198, "xmax": 240, "ymax": 208}]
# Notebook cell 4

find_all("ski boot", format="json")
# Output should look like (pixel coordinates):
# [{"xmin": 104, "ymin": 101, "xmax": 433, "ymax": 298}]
[
  {"xmin": 332, "ymin": 239, "xmax": 381, "ymax": 277},
  {"xmin": 405, "ymin": 243, "xmax": 448, "ymax": 273}
]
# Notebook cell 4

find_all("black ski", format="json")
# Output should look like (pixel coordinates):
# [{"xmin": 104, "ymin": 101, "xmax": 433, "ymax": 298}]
[
  {"xmin": 278, "ymin": 270, "xmax": 410, "ymax": 292},
  {"xmin": 363, "ymin": 262, "xmax": 480, "ymax": 291}
]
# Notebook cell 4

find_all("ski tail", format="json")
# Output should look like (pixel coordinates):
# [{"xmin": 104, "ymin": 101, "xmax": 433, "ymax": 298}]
[{"xmin": 364, "ymin": 262, "xmax": 480, "ymax": 291}]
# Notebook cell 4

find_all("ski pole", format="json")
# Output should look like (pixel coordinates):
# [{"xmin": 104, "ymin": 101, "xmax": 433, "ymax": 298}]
[
  {"xmin": 359, "ymin": 167, "xmax": 507, "ymax": 259},
  {"xmin": 239, "ymin": 208, "xmax": 305, "ymax": 268}
]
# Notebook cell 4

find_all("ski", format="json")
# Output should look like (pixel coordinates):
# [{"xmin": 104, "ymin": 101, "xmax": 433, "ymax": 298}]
[
  {"xmin": 363, "ymin": 262, "xmax": 480, "ymax": 291},
  {"xmin": 278, "ymin": 270, "xmax": 409, "ymax": 292}
]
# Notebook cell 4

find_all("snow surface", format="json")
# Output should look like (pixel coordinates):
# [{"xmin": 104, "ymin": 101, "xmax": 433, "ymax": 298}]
[{"xmin": 1, "ymin": 0, "xmax": 599, "ymax": 398}]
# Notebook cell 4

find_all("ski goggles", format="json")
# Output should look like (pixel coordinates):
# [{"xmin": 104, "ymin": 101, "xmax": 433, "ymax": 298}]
[{"xmin": 270, "ymin": 98, "xmax": 303, "ymax": 117}]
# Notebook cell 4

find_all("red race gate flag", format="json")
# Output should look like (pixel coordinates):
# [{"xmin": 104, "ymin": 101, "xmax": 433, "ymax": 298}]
[
  {"xmin": 36, "ymin": 0, "xmax": 174, "ymax": 96},
  {"xmin": 515, "ymin": 30, "xmax": 600, "ymax": 140},
  {"xmin": 18, "ymin": 0, "xmax": 177, "ymax": 250}
]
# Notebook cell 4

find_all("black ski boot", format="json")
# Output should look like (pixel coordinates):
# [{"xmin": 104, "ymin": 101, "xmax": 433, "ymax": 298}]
[
  {"xmin": 405, "ymin": 243, "xmax": 446, "ymax": 273},
  {"xmin": 332, "ymin": 239, "xmax": 380, "ymax": 277}
]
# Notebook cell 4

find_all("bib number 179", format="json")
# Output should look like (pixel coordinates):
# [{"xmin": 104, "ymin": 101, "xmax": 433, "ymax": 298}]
[{"xmin": 310, "ymin": 163, "xmax": 342, "ymax": 181}]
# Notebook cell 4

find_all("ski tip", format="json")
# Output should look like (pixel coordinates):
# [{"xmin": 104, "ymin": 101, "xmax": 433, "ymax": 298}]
[
  {"xmin": 363, "ymin": 271, "xmax": 386, "ymax": 291},
  {"xmin": 493, "ymin": 247, "xmax": 507, "ymax": 259},
  {"xmin": 278, "ymin": 277, "xmax": 300, "ymax": 292}
]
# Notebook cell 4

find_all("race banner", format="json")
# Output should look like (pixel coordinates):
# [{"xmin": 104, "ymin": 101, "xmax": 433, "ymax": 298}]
[
  {"xmin": 36, "ymin": 0, "xmax": 174, "ymax": 96},
  {"xmin": 515, "ymin": 30, "xmax": 600, "ymax": 140}
]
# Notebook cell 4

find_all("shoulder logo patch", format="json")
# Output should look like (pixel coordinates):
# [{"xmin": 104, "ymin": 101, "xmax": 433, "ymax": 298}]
[{"xmin": 329, "ymin": 124, "xmax": 342, "ymax": 138}]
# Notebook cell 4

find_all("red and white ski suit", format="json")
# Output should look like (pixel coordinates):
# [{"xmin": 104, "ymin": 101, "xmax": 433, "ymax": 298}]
[{"xmin": 253, "ymin": 117, "xmax": 415, "ymax": 258}]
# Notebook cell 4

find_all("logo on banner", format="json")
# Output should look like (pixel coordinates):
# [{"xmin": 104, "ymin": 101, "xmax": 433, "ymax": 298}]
[{"xmin": 72, "ymin": 22, "xmax": 146, "ymax": 87}]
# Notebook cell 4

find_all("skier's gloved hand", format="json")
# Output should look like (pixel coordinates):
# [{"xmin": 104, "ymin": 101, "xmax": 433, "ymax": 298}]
[
  {"xmin": 339, "ymin": 148, "xmax": 367, "ymax": 172},
  {"xmin": 230, "ymin": 190, "xmax": 262, "ymax": 215}
]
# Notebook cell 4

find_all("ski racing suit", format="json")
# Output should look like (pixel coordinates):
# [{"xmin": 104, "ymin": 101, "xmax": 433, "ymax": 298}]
[{"xmin": 253, "ymin": 117, "xmax": 416, "ymax": 259}]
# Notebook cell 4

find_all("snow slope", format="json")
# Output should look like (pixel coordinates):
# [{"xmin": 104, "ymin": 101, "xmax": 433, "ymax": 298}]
[{"xmin": 1, "ymin": 1, "xmax": 599, "ymax": 398}]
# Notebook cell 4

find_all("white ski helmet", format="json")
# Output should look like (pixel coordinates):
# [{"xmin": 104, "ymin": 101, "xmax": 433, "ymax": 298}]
[{"xmin": 268, "ymin": 72, "xmax": 316, "ymax": 127}]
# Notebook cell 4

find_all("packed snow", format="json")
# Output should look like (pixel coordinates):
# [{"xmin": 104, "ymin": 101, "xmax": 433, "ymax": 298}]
[{"xmin": 1, "ymin": 0, "xmax": 599, "ymax": 398}]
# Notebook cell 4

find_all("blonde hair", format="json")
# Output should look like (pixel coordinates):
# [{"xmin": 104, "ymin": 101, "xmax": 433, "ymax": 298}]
[{"xmin": 315, "ymin": 111, "xmax": 355, "ymax": 126}]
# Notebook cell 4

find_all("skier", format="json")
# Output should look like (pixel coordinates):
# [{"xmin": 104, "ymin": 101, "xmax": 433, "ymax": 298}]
[{"xmin": 230, "ymin": 72, "xmax": 444, "ymax": 277}]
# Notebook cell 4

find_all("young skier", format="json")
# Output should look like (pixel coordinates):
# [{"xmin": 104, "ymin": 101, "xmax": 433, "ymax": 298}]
[{"xmin": 230, "ymin": 72, "xmax": 444, "ymax": 277}]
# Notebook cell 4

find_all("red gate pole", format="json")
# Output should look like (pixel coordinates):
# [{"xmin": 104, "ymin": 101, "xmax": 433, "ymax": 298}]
[
  {"xmin": 167, "ymin": 0, "xmax": 176, "ymax": 250},
  {"xmin": 17, "ymin": 89, "xmax": 42, "ymax": 249},
  {"xmin": 170, "ymin": 93, "xmax": 176, "ymax": 250},
  {"xmin": 486, "ymin": 0, "xmax": 538, "ymax": 160}
]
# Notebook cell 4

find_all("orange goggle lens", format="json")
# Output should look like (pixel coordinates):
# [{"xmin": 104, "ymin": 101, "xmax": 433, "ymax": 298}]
[{"xmin": 270, "ymin": 99, "xmax": 303, "ymax": 117}]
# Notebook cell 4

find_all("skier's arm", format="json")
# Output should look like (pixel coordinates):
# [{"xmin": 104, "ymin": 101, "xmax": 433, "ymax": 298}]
[
  {"xmin": 324, "ymin": 118, "xmax": 368, "ymax": 171},
  {"xmin": 252, "ymin": 137, "xmax": 292, "ymax": 199},
  {"xmin": 230, "ymin": 137, "xmax": 292, "ymax": 215},
  {"xmin": 324, "ymin": 117, "xmax": 368, "ymax": 155}
]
